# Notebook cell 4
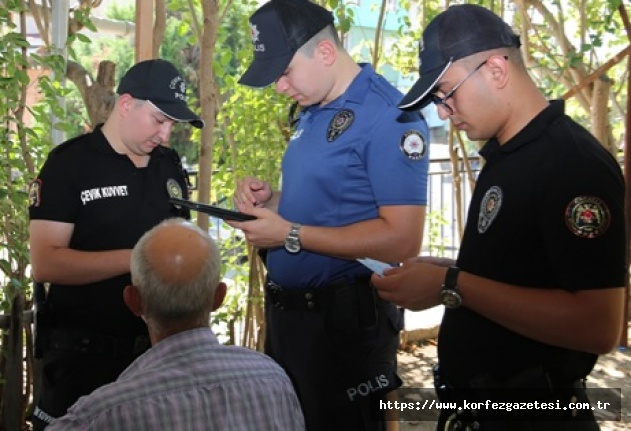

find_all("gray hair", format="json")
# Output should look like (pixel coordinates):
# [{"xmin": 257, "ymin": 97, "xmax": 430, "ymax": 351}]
[{"xmin": 131, "ymin": 218, "xmax": 222, "ymax": 328}]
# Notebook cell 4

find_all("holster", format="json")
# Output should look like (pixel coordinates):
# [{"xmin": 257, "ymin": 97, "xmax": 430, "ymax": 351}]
[{"xmin": 33, "ymin": 282, "xmax": 49, "ymax": 359}]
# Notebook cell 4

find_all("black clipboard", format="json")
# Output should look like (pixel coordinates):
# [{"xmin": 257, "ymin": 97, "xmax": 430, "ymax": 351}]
[{"xmin": 170, "ymin": 197, "xmax": 256, "ymax": 221}]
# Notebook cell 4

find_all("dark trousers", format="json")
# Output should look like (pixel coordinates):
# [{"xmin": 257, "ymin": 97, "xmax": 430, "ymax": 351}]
[
  {"xmin": 264, "ymin": 279, "xmax": 403, "ymax": 431},
  {"xmin": 437, "ymin": 407, "xmax": 600, "ymax": 431},
  {"xmin": 434, "ymin": 370, "xmax": 600, "ymax": 431},
  {"xmin": 32, "ymin": 329, "xmax": 148, "ymax": 429}
]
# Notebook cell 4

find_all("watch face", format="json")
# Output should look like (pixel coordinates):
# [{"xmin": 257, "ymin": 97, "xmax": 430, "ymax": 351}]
[
  {"xmin": 285, "ymin": 224, "xmax": 302, "ymax": 254},
  {"xmin": 440, "ymin": 289, "xmax": 462, "ymax": 309},
  {"xmin": 285, "ymin": 240, "xmax": 301, "ymax": 254}
]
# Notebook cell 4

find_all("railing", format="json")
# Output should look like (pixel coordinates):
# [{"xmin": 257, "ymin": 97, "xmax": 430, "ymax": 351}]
[{"xmin": 422, "ymin": 157, "xmax": 479, "ymax": 258}]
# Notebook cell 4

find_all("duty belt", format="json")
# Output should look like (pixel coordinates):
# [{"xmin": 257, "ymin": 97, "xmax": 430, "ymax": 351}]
[
  {"xmin": 433, "ymin": 365, "xmax": 591, "ymax": 430},
  {"xmin": 46, "ymin": 328, "xmax": 150, "ymax": 358},
  {"xmin": 267, "ymin": 275, "xmax": 380, "ymax": 330},
  {"xmin": 265, "ymin": 276, "xmax": 373, "ymax": 311},
  {"xmin": 265, "ymin": 279, "xmax": 337, "ymax": 311}
]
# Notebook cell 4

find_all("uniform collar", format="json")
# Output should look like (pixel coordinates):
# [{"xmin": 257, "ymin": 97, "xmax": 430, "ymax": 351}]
[
  {"xmin": 479, "ymin": 100, "xmax": 565, "ymax": 160},
  {"xmin": 341, "ymin": 63, "xmax": 374, "ymax": 105},
  {"xmin": 93, "ymin": 123, "xmax": 167, "ymax": 159},
  {"xmin": 93, "ymin": 123, "xmax": 118, "ymax": 155},
  {"xmin": 304, "ymin": 63, "xmax": 374, "ymax": 113}
]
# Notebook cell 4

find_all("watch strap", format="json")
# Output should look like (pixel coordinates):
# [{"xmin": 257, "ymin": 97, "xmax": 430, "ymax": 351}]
[
  {"xmin": 288, "ymin": 223, "xmax": 301, "ymax": 239},
  {"xmin": 444, "ymin": 266, "xmax": 460, "ymax": 290}
]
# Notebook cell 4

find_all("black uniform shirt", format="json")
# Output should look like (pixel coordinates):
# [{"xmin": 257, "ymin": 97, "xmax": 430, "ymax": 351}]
[
  {"xmin": 439, "ymin": 100, "xmax": 626, "ymax": 386},
  {"xmin": 29, "ymin": 125, "xmax": 190, "ymax": 336}
]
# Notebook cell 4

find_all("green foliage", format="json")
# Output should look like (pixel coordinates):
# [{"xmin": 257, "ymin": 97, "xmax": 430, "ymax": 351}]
[
  {"xmin": 208, "ymin": 79, "xmax": 289, "ymax": 340},
  {"xmin": 424, "ymin": 209, "xmax": 449, "ymax": 258},
  {"xmin": 67, "ymin": 3, "xmax": 136, "ymax": 136},
  {"xmin": 0, "ymin": 6, "xmax": 71, "ymax": 309},
  {"xmin": 519, "ymin": 0, "xmax": 626, "ymax": 145}
]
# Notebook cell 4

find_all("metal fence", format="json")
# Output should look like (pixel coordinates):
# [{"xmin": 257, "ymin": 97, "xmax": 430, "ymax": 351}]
[{"xmin": 422, "ymin": 156, "xmax": 479, "ymax": 259}]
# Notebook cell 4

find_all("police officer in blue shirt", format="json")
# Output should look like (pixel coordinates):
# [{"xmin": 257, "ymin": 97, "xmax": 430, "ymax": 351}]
[{"xmin": 229, "ymin": 1, "xmax": 430, "ymax": 430}]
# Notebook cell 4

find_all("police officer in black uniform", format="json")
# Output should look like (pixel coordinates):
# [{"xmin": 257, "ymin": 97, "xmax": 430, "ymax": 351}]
[
  {"xmin": 374, "ymin": 5, "xmax": 626, "ymax": 431},
  {"xmin": 28, "ymin": 59, "xmax": 203, "ymax": 429}
]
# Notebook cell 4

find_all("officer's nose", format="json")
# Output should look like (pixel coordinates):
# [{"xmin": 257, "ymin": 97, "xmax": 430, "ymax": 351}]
[
  {"xmin": 275, "ymin": 76, "xmax": 289, "ymax": 94},
  {"xmin": 436, "ymin": 104, "xmax": 452, "ymax": 121}
]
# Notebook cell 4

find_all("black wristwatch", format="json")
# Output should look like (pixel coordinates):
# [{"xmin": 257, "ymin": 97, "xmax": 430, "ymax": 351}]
[
  {"xmin": 439, "ymin": 266, "xmax": 462, "ymax": 309},
  {"xmin": 284, "ymin": 223, "xmax": 302, "ymax": 253}
]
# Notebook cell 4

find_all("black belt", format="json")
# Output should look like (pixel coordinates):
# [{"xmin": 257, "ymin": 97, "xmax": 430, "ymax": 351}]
[
  {"xmin": 265, "ymin": 276, "xmax": 372, "ymax": 311},
  {"xmin": 46, "ymin": 328, "xmax": 150, "ymax": 358},
  {"xmin": 434, "ymin": 365, "xmax": 590, "ymax": 427},
  {"xmin": 265, "ymin": 279, "xmax": 335, "ymax": 311}
]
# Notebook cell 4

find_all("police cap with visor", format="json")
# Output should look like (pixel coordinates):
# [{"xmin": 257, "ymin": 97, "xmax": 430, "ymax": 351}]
[{"xmin": 398, "ymin": 4, "xmax": 521, "ymax": 112}]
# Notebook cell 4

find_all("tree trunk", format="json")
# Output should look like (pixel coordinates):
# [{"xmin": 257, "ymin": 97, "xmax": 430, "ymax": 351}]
[
  {"xmin": 197, "ymin": 0, "xmax": 220, "ymax": 233},
  {"xmin": 67, "ymin": 60, "xmax": 116, "ymax": 128},
  {"xmin": 591, "ymin": 75, "xmax": 614, "ymax": 154},
  {"xmin": 3, "ymin": 292, "xmax": 25, "ymax": 430}
]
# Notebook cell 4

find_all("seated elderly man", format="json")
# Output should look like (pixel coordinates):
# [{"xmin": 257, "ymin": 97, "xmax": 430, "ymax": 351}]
[{"xmin": 48, "ymin": 218, "xmax": 305, "ymax": 430}]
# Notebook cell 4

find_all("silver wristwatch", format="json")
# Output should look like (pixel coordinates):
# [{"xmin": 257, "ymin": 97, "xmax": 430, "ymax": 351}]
[{"xmin": 284, "ymin": 223, "xmax": 302, "ymax": 254}]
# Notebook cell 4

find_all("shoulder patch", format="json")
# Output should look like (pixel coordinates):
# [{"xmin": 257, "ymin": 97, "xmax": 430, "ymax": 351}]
[
  {"xmin": 28, "ymin": 179, "xmax": 42, "ymax": 207},
  {"xmin": 565, "ymin": 196, "xmax": 611, "ymax": 238},
  {"xmin": 400, "ymin": 130, "xmax": 426, "ymax": 160}
]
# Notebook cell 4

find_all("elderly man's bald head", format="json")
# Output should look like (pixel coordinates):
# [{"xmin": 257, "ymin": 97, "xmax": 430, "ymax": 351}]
[
  {"xmin": 129, "ymin": 218, "xmax": 223, "ymax": 329},
  {"xmin": 144, "ymin": 221, "xmax": 210, "ymax": 285}
]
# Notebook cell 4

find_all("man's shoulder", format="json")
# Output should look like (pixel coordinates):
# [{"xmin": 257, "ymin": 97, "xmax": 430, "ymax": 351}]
[
  {"xmin": 362, "ymin": 76, "xmax": 426, "ymax": 123},
  {"xmin": 151, "ymin": 330, "xmax": 288, "ymax": 380},
  {"xmin": 152, "ymin": 145, "xmax": 186, "ymax": 169},
  {"xmin": 49, "ymin": 131, "xmax": 97, "ymax": 158},
  {"xmin": 216, "ymin": 344, "xmax": 288, "ymax": 374},
  {"xmin": 56, "ymin": 344, "xmax": 293, "ymax": 421},
  {"xmin": 365, "ymin": 76, "xmax": 403, "ymax": 106}
]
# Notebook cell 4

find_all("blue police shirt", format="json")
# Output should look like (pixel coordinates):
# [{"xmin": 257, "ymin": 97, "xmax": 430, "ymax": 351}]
[{"xmin": 267, "ymin": 64, "xmax": 430, "ymax": 288}]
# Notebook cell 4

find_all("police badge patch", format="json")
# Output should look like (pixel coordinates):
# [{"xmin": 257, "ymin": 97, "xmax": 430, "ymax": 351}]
[
  {"xmin": 478, "ymin": 186, "xmax": 503, "ymax": 234},
  {"xmin": 28, "ymin": 179, "xmax": 42, "ymax": 207},
  {"xmin": 166, "ymin": 179, "xmax": 183, "ymax": 207},
  {"xmin": 400, "ymin": 131, "xmax": 426, "ymax": 160},
  {"xmin": 565, "ymin": 196, "xmax": 610, "ymax": 238},
  {"xmin": 327, "ymin": 110, "xmax": 354, "ymax": 142}
]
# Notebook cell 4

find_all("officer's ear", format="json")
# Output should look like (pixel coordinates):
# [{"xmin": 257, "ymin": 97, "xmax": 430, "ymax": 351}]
[
  {"xmin": 123, "ymin": 284, "xmax": 143, "ymax": 316},
  {"xmin": 316, "ymin": 39, "xmax": 337, "ymax": 67},
  {"xmin": 117, "ymin": 93, "xmax": 135, "ymax": 116},
  {"xmin": 211, "ymin": 282, "xmax": 227, "ymax": 312}
]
